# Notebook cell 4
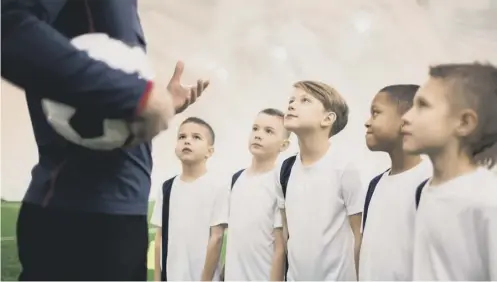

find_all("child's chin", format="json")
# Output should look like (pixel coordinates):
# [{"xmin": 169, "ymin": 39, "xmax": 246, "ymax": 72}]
[
  {"xmin": 283, "ymin": 123, "xmax": 299, "ymax": 132},
  {"xmin": 403, "ymin": 145, "xmax": 422, "ymax": 155},
  {"xmin": 249, "ymin": 148, "xmax": 266, "ymax": 157},
  {"xmin": 365, "ymin": 138, "xmax": 379, "ymax": 151},
  {"xmin": 402, "ymin": 138, "xmax": 420, "ymax": 154},
  {"xmin": 366, "ymin": 144, "xmax": 382, "ymax": 152},
  {"xmin": 179, "ymin": 156, "xmax": 202, "ymax": 163}
]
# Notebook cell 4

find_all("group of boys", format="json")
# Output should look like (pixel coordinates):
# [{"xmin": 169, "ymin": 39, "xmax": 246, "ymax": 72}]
[{"xmin": 151, "ymin": 62, "xmax": 497, "ymax": 281}]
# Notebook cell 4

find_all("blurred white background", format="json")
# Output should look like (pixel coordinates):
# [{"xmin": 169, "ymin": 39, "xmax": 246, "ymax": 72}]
[{"xmin": 2, "ymin": 0, "xmax": 497, "ymax": 201}]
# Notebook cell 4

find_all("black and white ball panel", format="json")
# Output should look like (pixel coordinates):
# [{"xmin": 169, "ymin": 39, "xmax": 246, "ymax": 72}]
[{"xmin": 41, "ymin": 33, "xmax": 155, "ymax": 150}]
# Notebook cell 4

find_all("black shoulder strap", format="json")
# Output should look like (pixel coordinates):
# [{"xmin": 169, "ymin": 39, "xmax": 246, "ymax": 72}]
[
  {"xmin": 161, "ymin": 176, "xmax": 176, "ymax": 282},
  {"xmin": 231, "ymin": 169, "xmax": 245, "ymax": 190},
  {"xmin": 280, "ymin": 155, "xmax": 297, "ymax": 198},
  {"xmin": 362, "ymin": 169, "xmax": 390, "ymax": 231},
  {"xmin": 279, "ymin": 155, "xmax": 297, "ymax": 281},
  {"xmin": 415, "ymin": 178, "xmax": 429, "ymax": 209}
]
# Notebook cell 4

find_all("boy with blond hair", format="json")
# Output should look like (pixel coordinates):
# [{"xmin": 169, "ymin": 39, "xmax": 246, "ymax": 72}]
[{"xmin": 275, "ymin": 81, "xmax": 363, "ymax": 281}]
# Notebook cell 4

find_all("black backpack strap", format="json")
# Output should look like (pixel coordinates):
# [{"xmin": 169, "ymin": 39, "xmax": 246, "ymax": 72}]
[
  {"xmin": 161, "ymin": 176, "xmax": 177, "ymax": 281},
  {"xmin": 415, "ymin": 179, "xmax": 429, "ymax": 209},
  {"xmin": 280, "ymin": 155, "xmax": 297, "ymax": 198},
  {"xmin": 362, "ymin": 169, "xmax": 390, "ymax": 231},
  {"xmin": 279, "ymin": 155, "xmax": 297, "ymax": 281},
  {"xmin": 231, "ymin": 169, "xmax": 245, "ymax": 190}
]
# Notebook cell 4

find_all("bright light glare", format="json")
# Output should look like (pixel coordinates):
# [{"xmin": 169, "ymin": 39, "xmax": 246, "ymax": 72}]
[
  {"xmin": 354, "ymin": 17, "xmax": 371, "ymax": 33},
  {"xmin": 272, "ymin": 46, "xmax": 288, "ymax": 61},
  {"xmin": 216, "ymin": 68, "xmax": 229, "ymax": 80}
]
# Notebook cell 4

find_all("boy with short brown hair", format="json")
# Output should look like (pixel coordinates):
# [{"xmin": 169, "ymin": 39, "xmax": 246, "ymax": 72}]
[{"xmin": 402, "ymin": 63, "xmax": 497, "ymax": 280}]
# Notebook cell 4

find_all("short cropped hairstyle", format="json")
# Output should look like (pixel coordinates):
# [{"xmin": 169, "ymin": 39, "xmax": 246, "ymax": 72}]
[
  {"xmin": 293, "ymin": 80, "xmax": 349, "ymax": 137},
  {"xmin": 379, "ymin": 84, "xmax": 420, "ymax": 114},
  {"xmin": 260, "ymin": 108, "xmax": 285, "ymax": 118},
  {"xmin": 180, "ymin": 117, "xmax": 215, "ymax": 145},
  {"xmin": 430, "ymin": 62, "xmax": 497, "ymax": 167},
  {"xmin": 259, "ymin": 108, "xmax": 290, "ymax": 138}
]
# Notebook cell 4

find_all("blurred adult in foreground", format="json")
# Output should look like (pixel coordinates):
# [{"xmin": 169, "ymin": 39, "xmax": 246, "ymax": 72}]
[{"xmin": 2, "ymin": 0, "xmax": 209, "ymax": 280}]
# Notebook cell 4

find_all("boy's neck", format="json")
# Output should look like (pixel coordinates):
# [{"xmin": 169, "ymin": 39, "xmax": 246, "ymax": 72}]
[
  {"xmin": 249, "ymin": 156, "xmax": 277, "ymax": 174},
  {"xmin": 297, "ymin": 131, "xmax": 330, "ymax": 166},
  {"xmin": 429, "ymin": 146, "xmax": 477, "ymax": 186},
  {"xmin": 181, "ymin": 162, "xmax": 207, "ymax": 182},
  {"xmin": 388, "ymin": 146, "xmax": 422, "ymax": 175}
]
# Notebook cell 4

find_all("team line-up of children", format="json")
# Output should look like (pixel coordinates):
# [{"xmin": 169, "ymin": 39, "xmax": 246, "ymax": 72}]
[{"xmin": 150, "ymin": 62, "xmax": 497, "ymax": 281}]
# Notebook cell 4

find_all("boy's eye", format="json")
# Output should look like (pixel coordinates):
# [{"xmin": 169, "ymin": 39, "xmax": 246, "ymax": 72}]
[
  {"xmin": 178, "ymin": 135, "xmax": 185, "ymax": 140},
  {"xmin": 194, "ymin": 135, "xmax": 201, "ymax": 140},
  {"xmin": 265, "ymin": 129, "xmax": 274, "ymax": 135},
  {"xmin": 416, "ymin": 99, "xmax": 428, "ymax": 108},
  {"xmin": 252, "ymin": 126, "xmax": 258, "ymax": 131},
  {"xmin": 302, "ymin": 98, "xmax": 310, "ymax": 103}
]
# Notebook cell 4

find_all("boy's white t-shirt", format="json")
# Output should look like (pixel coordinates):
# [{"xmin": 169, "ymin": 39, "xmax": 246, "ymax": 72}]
[
  {"xmin": 274, "ymin": 147, "xmax": 364, "ymax": 281},
  {"xmin": 359, "ymin": 160, "xmax": 432, "ymax": 281},
  {"xmin": 413, "ymin": 167, "xmax": 497, "ymax": 280},
  {"xmin": 225, "ymin": 169, "xmax": 282, "ymax": 281},
  {"xmin": 150, "ymin": 172, "xmax": 230, "ymax": 281}
]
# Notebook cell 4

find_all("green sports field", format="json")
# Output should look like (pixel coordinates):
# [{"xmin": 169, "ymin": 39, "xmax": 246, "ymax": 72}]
[{"xmin": 1, "ymin": 201, "xmax": 21, "ymax": 281}]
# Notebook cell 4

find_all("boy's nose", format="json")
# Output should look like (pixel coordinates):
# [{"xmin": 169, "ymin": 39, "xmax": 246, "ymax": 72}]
[
  {"xmin": 364, "ymin": 119, "xmax": 371, "ymax": 128},
  {"xmin": 402, "ymin": 109, "xmax": 412, "ymax": 124}
]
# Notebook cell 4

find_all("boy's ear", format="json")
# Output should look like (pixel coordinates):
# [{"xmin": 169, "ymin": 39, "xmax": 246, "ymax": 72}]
[
  {"xmin": 321, "ymin": 111, "xmax": 337, "ymax": 128},
  {"xmin": 456, "ymin": 109, "xmax": 478, "ymax": 138},
  {"xmin": 206, "ymin": 146, "xmax": 215, "ymax": 159},
  {"xmin": 280, "ymin": 139, "xmax": 290, "ymax": 152}
]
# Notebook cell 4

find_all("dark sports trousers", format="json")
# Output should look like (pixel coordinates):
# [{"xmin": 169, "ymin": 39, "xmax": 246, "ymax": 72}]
[{"xmin": 16, "ymin": 202, "xmax": 149, "ymax": 281}]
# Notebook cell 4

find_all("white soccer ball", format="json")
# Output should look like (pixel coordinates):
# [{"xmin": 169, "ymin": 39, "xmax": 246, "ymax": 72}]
[{"xmin": 42, "ymin": 33, "xmax": 155, "ymax": 150}]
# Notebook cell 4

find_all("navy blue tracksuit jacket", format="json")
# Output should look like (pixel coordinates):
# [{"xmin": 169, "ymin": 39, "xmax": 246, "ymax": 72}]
[{"xmin": 2, "ymin": 0, "xmax": 154, "ymax": 215}]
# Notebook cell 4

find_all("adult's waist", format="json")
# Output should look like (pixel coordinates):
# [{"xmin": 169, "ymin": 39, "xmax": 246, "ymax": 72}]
[
  {"xmin": 38, "ymin": 143, "xmax": 152, "ymax": 170},
  {"xmin": 26, "ymin": 145, "xmax": 153, "ymax": 215}
]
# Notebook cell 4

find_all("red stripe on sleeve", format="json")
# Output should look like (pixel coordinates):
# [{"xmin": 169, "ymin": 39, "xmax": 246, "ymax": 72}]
[{"xmin": 135, "ymin": 81, "xmax": 154, "ymax": 115}]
